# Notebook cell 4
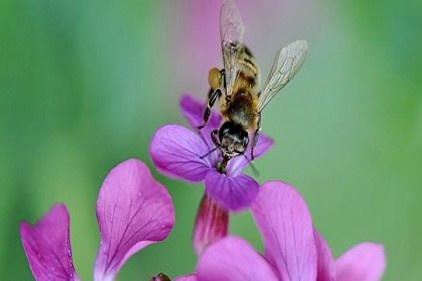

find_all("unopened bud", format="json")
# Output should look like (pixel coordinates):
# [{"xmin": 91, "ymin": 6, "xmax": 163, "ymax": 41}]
[{"xmin": 193, "ymin": 193, "xmax": 229, "ymax": 255}]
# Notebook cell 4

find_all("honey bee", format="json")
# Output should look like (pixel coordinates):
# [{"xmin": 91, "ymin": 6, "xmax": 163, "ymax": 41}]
[{"xmin": 198, "ymin": 0, "xmax": 308, "ymax": 166}]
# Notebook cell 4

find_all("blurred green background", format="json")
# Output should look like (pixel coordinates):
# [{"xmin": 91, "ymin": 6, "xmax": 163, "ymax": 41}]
[{"xmin": 1, "ymin": 0, "xmax": 421, "ymax": 280}]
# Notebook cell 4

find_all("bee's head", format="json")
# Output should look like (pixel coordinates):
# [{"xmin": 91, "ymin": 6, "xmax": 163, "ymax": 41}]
[{"xmin": 218, "ymin": 121, "xmax": 249, "ymax": 157}]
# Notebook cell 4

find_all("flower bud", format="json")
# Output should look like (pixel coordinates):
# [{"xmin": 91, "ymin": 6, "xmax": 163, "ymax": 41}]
[{"xmin": 193, "ymin": 193, "xmax": 229, "ymax": 255}]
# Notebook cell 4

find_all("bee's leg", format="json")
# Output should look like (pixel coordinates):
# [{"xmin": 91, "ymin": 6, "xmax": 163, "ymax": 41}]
[
  {"xmin": 251, "ymin": 113, "xmax": 262, "ymax": 161},
  {"xmin": 208, "ymin": 67, "xmax": 223, "ymax": 90},
  {"xmin": 216, "ymin": 68, "xmax": 231, "ymax": 105},
  {"xmin": 212, "ymin": 130, "xmax": 231, "ymax": 173},
  {"xmin": 220, "ymin": 69, "xmax": 227, "ymax": 90},
  {"xmin": 197, "ymin": 89, "xmax": 221, "ymax": 130},
  {"xmin": 220, "ymin": 69, "xmax": 232, "ymax": 106},
  {"xmin": 198, "ymin": 130, "xmax": 221, "ymax": 159},
  {"xmin": 211, "ymin": 129, "xmax": 220, "ymax": 146}
]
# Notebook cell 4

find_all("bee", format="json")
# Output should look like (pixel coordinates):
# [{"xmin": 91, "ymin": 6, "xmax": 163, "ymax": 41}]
[{"xmin": 198, "ymin": 0, "xmax": 308, "ymax": 166}]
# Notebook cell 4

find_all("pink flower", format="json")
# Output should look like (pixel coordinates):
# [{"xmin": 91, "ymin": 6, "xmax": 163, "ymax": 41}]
[
  {"xmin": 20, "ymin": 159, "xmax": 175, "ymax": 281},
  {"xmin": 149, "ymin": 94, "xmax": 273, "ymax": 211},
  {"xmin": 185, "ymin": 182, "xmax": 386, "ymax": 281}
]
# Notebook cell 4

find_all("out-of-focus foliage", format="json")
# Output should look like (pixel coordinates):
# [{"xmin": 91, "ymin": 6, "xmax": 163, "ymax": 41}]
[{"xmin": 1, "ymin": 0, "xmax": 420, "ymax": 280}]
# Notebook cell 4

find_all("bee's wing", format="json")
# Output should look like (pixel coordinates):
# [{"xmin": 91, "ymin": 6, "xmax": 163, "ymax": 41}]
[
  {"xmin": 220, "ymin": 0, "xmax": 244, "ymax": 98},
  {"xmin": 258, "ymin": 40, "xmax": 308, "ymax": 112}
]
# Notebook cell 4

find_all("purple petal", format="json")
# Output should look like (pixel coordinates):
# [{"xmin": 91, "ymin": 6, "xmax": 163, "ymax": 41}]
[
  {"xmin": 196, "ymin": 236, "xmax": 279, "ymax": 281},
  {"xmin": 251, "ymin": 181, "xmax": 317, "ymax": 281},
  {"xmin": 247, "ymin": 133, "xmax": 274, "ymax": 158},
  {"xmin": 193, "ymin": 193, "xmax": 229, "ymax": 255},
  {"xmin": 174, "ymin": 274, "xmax": 198, "ymax": 281},
  {"xmin": 180, "ymin": 94, "xmax": 221, "ymax": 131},
  {"xmin": 205, "ymin": 170, "xmax": 259, "ymax": 211},
  {"xmin": 20, "ymin": 204, "xmax": 80, "ymax": 281},
  {"xmin": 180, "ymin": 94, "xmax": 222, "ymax": 150},
  {"xmin": 314, "ymin": 230, "xmax": 335, "ymax": 281},
  {"xmin": 227, "ymin": 133, "xmax": 274, "ymax": 176},
  {"xmin": 150, "ymin": 125, "xmax": 212, "ymax": 182},
  {"xmin": 335, "ymin": 243, "xmax": 385, "ymax": 281},
  {"xmin": 94, "ymin": 159, "xmax": 175, "ymax": 281}
]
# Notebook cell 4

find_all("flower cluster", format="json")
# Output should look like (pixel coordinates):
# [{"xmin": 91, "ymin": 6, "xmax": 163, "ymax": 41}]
[
  {"xmin": 20, "ymin": 159, "xmax": 174, "ymax": 281},
  {"xmin": 183, "ymin": 182, "xmax": 385, "ymax": 281},
  {"xmin": 20, "ymin": 96, "xmax": 386, "ymax": 281}
]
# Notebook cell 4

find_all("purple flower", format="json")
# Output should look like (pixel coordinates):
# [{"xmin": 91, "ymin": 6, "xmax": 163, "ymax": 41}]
[
  {"xmin": 189, "ymin": 182, "xmax": 386, "ymax": 281},
  {"xmin": 20, "ymin": 159, "xmax": 175, "ymax": 281},
  {"xmin": 149, "ymin": 94, "xmax": 273, "ymax": 211}
]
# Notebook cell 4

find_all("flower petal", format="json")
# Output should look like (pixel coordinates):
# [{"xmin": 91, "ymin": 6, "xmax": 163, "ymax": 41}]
[
  {"xmin": 180, "ymin": 94, "xmax": 222, "ymax": 152},
  {"xmin": 196, "ymin": 236, "xmax": 279, "ymax": 281},
  {"xmin": 150, "ymin": 125, "xmax": 211, "ymax": 182},
  {"xmin": 335, "ymin": 243, "xmax": 385, "ymax": 281},
  {"xmin": 193, "ymin": 193, "xmax": 229, "ymax": 255},
  {"xmin": 227, "ymin": 133, "xmax": 274, "ymax": 176},
  {"xmin": 180, "ymin": 94, "xmax": 221, "ymax": 132},
  {"xmin": 94, "ymin": 159, "xmax": 175, "ymax": 281},
  {"xmin": 251, "ymin": 181, "xmax": 317, "ymax": 281},
  {"xmin": 314, "ymin": 229, "xmax": 335, "ymax": 281},
  {"xmin": 20, "ymin": 204, "xmax": 80, "ymax": 281},
  {"xmin": 205, "ymin": 170, "xmax": 259, "ymax": 211}
]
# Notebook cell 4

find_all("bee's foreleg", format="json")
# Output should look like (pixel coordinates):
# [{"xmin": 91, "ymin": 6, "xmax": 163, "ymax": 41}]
[
  {"xmin": 197, "ymin": 89, "xmax": 222, "ymax": 130},
  {"xmin": 211, "ymin": 129, "xmax": 220, "ymax": 146},
  {"xmin": 251, "ymin": 112, "xmax": 262, "ymax": 161}
]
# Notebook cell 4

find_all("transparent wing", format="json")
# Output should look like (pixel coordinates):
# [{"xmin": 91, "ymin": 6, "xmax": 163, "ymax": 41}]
[
  {"xmin": 220, "ymin": 0, "xmax": 244, "ymax": 98},
  {"xmin": 258, "ymin": 40, "xmax": 308, "ymax": 112}
]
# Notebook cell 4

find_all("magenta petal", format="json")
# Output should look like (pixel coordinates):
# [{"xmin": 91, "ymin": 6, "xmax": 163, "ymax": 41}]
[
  {"xmin": 336, "ymin": 243, "xmax": 385, "ymax": 281},
  {"xmin": 251, "ymin": 133, "xmax": 274, "ymax": 158},
  {"xmin": 150, "ymin": 125, "xmax": 211, "ymax": 182},
  {"xmin": 180, "ymin": 94, "xmax": 222, "ymax": 149},
  {"xmin": 204, "ymin": 170, "xmax": 259, "ymax": 211},
  {"xmin": 314, "ymin": 230, "xmax": 335, "ymax": 281},
  {"xmin": 94, "ymin": 159, "xmax": 175, "ymax": 281},
  {"xmin": 251, "ymin": 181, "xmax": 317, "ymax": 281},
  {"xmin": 196, "ymin": 236, "xmax": 279, "ymax": 281},
  {"xmin": 227, "ymin": 133, "xmax": 274, "ymax": 176},
  {"xmin": 20, "ymin": 204, "xmax": 80, "ymax": 281},
  {"xmin": 180, "ymin": 94, "xmax": 221, "ymax": 131}
]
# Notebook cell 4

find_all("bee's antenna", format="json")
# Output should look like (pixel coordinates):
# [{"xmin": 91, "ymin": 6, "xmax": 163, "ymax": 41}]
[
  {"xmin": 200, "ymin": 147, "xmax": 219, "ymax": 159},
  {"xmin": 242, "ymin": 154, "xmax": 260, "ymax": 177}
]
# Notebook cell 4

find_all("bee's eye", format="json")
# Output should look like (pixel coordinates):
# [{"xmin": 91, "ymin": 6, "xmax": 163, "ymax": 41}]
[
  {"xmin": 219, "ymin": 121, "xmax": 233, "ymax": 141},
  {"xmin": 240, "ymin": 131, "xmax": 249, "ymax": 147},
  {"xmin": 242, "ymin": 135, "xmax": 249, "ymax": 146},
  {"xmin": 233, "ymin": 133, "xmax": 249, "ymax": 153},
  {"xmin": 235, "ymin": 143, "xmax": 246, "ymax": 153}
]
